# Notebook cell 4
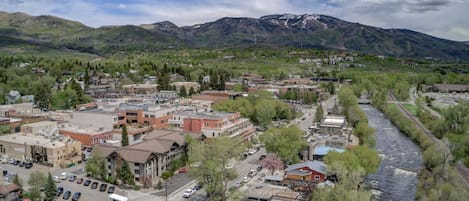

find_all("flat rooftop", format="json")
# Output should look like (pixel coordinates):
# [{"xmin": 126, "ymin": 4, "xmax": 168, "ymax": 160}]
[
  {"xmin": 0, "ymin": 133, "xmax": 72, "ymax": 148},
  {"xmin": 59, "ymin": 124, "xmax": 111, "ymax": 135},
  {"xmin": 22, "ymin": 121, "xmax": 57, "ymax": 127}
]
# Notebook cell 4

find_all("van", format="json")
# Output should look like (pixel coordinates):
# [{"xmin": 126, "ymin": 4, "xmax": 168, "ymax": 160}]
[{"xmin": 108, "ymin": 194, "xmax": 128, "ymax": 201}]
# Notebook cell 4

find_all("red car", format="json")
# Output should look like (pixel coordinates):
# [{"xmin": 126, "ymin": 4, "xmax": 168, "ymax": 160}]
[
  {"xmin": 76, "ymin": 178, "xmax": 84, "ymax": 184},
  {"xmin": 179, "ymin": 167, "xmax": 189, "ymax": 173}
]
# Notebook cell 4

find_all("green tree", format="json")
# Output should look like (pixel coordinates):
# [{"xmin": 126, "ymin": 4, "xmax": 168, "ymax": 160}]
[
  {"xmin": 118, "ymin": 160, "xmax": 135, "ymax": 185},
  {"xmin": 44, "ymin": 172, "xmax": 57, "ymax": 201},
  {"xmin": 121, "ymin": 124, "xmax": 129, "ymax": 146},
  {"xmin": 260, "ymin": 125, "xmax": 307, "ymax": 164},
  {"xmin": 327, "ymin": 81, "xmax": 335, "ymax": 95},
  {"xmin": 188, "ymin": 136, "xmax": 243, "ymax": 201},
  {"xmin": 255, "ymin": 99, "xmax": 276, "ymax": 128},
  {"xmin": 28, "ymin": 171, "xmax": 46, "ymax": 201},
  {"xmin": 314, "ymin": 103, "xmax": 324, "ymax": 123},
  {"xmin": 188, "ymin": 86, "xmax": 196, "ymax": 96},
  {"xmin": 232, "ymin": 83, "xmax": 243, "ymax": 92},
  {"xmin": 179, "ymin": 86, "xmax": 188, "ymax": 98}
]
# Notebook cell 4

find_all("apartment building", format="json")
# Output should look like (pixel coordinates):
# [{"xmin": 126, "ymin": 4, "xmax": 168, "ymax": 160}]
[{"xmin": 95, "ymin": 129, "xmax": 187, "ymax": 186}]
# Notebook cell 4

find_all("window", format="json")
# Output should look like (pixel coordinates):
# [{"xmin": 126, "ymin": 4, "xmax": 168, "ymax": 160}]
[
  {"xmin": 135, "ymin": 162, "xmax": 140, "ymax": 166},
  {"xmin": 135, "ymin": 169, "xmax": 140, "ymax": 174},
  {"xmin": 314, "ymin": 175, "xmax": 320, "ymax": 181}
]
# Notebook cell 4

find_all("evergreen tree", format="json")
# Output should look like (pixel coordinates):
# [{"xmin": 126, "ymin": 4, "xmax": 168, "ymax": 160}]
[
  {"xmin": 188, "ymin": 87, "xmax": 196, "ymax": 96},
  {"xmin": 118, "ymin": 161, "xmax": 135, "ymax": 185},
  {"xmin": 179, "ymin": 86, "xmax": 187, "ymax": 98},
  {"xmin": 315, "ymin": 103, "xmax": 324, "ymax": 123},
  {"xmin": 327, "ymin": 81, "xmax": 335, "ymax": 95},
  {"xmin": 121, "ymin": 124, "xmax": 129, "ymax": 146},
  {"xmin": 99, "ymin": 159, "xmax": 108, "ymax": 180},
  {"xmin": 218, "ymin": 73, "xmax": 226, "ymax": 90},
  {"xmin": 44, "ymin": 173, "xmax": 56, "ymax": 201},
  {"xmin": 84, "ymin": 67, "xmax": 90, "ymax": 89}
]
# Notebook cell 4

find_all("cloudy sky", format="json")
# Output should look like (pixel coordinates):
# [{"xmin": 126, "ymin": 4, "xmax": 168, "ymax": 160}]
[{"xmin": 2, "ymin": 0, "xmax": 468, "ymax": 41}]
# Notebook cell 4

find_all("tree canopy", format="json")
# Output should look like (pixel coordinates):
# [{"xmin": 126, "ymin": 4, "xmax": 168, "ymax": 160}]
[{"xmin": 260, "ymin": 125, "xmax": 307, "ymax": 164}]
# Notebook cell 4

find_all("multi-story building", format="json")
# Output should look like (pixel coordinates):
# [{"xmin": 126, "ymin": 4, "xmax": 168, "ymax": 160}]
[
  {"xmin": 0, "ymin": 121, "xmax": 82, "ymax": 168},
  {"xmin": 170, "ymin": 82, "xmax": 200, "ymax": 92},
  {"xmin": 122, "ymin": 84, "xmax": 159, "ymax": 95},
  {"xmin": 169, "ymin": 110, "xmax": 255, "ymax": 141},
  {"xmin": 70, "ymin": 110, "xmax": 126, "ymax": 130},
  {"xmin": 58, "ymin": 123, "xmax": 113, "ymax": 147},
  {"xmin": 95, "ymin": 129, "xmax": 187, "ymax": 186},
  {"xmin": 118, "ymin": 103, "xmax": 176, "ymax": 129}
]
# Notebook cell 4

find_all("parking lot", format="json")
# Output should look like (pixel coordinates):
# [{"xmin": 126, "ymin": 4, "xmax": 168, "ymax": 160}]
[{"xmin": 1, "ymin": 161, "xmax": 124, "ymax": 201}]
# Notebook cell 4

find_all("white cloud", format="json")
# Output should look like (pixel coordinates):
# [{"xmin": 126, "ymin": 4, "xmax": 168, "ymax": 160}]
[{"xmin": 0, "ymin": 0, "xmax": 468, "ymax": 41}]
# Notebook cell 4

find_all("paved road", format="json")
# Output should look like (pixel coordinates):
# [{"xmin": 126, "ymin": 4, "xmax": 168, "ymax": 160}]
[{"xmin": 1, "ymin": 162, "xmax": 125, "ymax": 201}]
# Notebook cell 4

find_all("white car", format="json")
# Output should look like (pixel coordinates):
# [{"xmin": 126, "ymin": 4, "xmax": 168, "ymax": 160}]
[
  {"xmin": 182, "ymin": 188, "xmax": 196, "ymax": 198},
  {"xmin": 59, "ymin": 172, "xmax": 68, "ymax": 180},
  {"xmin": 248, "ymin": 169, "xmax": 257, "ymax": 177},
  {"xmin": 248, "ymin": 149, "xmax": 257, "ymax": 155},
  {"xmin": 225, "ymin": 163, "xmax": 233, "ymax": 169},
  {"xmin": 242, "ymin": 176, "xmax": 251, "ymax": 183},
  {"xmin": 53, "ymin": 176, "xmax": 61, "ymax": 183}
]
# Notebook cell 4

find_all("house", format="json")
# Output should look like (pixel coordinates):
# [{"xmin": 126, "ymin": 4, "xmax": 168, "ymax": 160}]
[
  {"xmin": 5, "ymin": 90, "xmax": 21, "ymax": 104},
  {"xmin": 284, "ymin": 160, "xmax": 327, "ymax": 189},
  {"xmin": 95, "ymin": 129, "xmax": 187, "ymax": 186},
  {"xmin": 0, "ymin": 183, "xmax": 21, "ymax": 201}
]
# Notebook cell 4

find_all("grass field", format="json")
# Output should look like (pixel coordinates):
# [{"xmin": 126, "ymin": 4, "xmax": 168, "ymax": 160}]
[{"xmin": 403, "ymin": 103, "xmax": 418, "ymax": 116}]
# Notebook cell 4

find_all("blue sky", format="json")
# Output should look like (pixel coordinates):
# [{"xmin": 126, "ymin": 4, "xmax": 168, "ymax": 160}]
[{"xmin": 1, "ymin": 0, "xmax": 469, "ymax": 41}]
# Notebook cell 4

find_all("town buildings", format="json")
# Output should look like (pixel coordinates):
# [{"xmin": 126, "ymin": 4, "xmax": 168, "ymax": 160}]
[
  {"xmin": 170, "ymin": 82, "xmax": 200, "ymax": 93},
  {"xmin": 0, "ymin": 121, "xmax": 82, "ymax": 168},
  {"xmin": 169, "ymin": 110, "xmax": 255, "ymax": 141},
  {"xmin": 95, "ymin": 129, "xmax": 187, "ymax": 186},
  {"xmin": 122, "ymin": 84, "xmax": 159, "ymax": 95},
  {"xmin": 284, "ymin": 160, "xmax": 327, "ymax": 190}
]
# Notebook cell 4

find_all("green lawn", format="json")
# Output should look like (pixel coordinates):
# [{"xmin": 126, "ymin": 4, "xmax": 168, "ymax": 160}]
[{"xmin": 403, "ymin": 103, "xmax": 418, "ymax": 116}]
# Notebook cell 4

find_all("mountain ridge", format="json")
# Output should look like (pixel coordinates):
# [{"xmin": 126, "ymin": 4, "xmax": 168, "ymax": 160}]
[{"xmin": 0, "ymin": 11, "xmax": 468, "ymax": 59}]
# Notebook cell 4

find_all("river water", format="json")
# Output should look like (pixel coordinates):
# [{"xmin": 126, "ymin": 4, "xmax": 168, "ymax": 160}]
[{"xmin": 361, "ymin": 105, "xmax": 423, "ymax": 201}]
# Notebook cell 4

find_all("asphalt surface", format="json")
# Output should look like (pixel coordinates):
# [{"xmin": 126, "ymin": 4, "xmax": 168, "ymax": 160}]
[{"xmin": 1, "ymin": 162, "xmax": 123, "ymax": 201}]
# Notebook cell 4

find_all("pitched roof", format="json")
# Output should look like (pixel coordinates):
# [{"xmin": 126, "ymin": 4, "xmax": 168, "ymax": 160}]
[
  {"xmin": 285, "ymin": 160, "xmax": 327, "ymax": 175},
  {"xmin": 94, "ymin": 144, "xmax": 119, "ymax": 158},
  {"xmin": 117, "ymin": 149, "xmax": 153, "ymax": 163},
  {"xmin": 0, "ymin": 183, "xmax": 21, "ymax": 195},
  {"xmin": 143, "ymin": 129, "xmax": 186, "ymax": 146}
]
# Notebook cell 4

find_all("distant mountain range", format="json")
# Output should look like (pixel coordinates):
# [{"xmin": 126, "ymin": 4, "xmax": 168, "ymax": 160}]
[{"xmin": 1, "ymin": 11, "xmax": 468, "ymax": 60}]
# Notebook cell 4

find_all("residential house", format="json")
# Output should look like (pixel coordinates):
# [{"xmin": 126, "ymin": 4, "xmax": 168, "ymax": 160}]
[
  {"xmin": 0, "ymin": 183, "xmax": 21, "ymax": 201},
  {"xmin": 311, "ymin": 145, "xmax": 345, "ymax": 161},
  {"xmin": 284, "ymin": 160, "xmax": 327, "ymax": 190}
]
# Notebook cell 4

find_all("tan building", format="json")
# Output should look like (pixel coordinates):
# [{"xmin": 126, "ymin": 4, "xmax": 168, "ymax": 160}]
[
  {"xmin": 122, "ymin": 84, "xmax": 159, "ymax": 95},
  {"xmin": 170, "ymin": 82, "xmax": 200, "ymax": 92},
  {"xmin": 0, "ymin": 121, "xmax": 82, "ymax": 168}
]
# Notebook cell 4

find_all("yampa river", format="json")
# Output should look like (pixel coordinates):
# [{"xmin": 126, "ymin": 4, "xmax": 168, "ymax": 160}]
[{"xmin": 361, "ymin": 105, "xmax": 423, "ymax": 201}]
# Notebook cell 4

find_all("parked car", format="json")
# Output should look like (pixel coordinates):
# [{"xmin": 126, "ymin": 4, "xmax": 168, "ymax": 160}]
[
  {"xmin": 91, "ymin": 182, "xmax": 98, "ymax": 189},
  {"xmin": 62, "ymin": 191, "xmax": 71, "ymax": 200},
  {"xmin": 8, "ymin": 159, "xmax": 15, "ymax": 164},
  {"xmin": 178, "ymin": 167, "xmax": 189, "ymax": 173},
  {"xmin": 24, "ymin": 162, "xmax": 33, "ymax": 169},
  {"xmin": 248, "ymin": 169, "xmax": 257, "ymax": 177},
  {"xmin": 53, "ymin": 176, "xmax": 61, "ymax": 183},
  {"xmin": 60, "ymin": 172, "xmax": 68, "ymax": 180},
  {"xmin": 72, "ymin": 192, "xmax": 81, "ymax": 201},
  {"xmin": 193, "ymin": 183, "xmax": 202, "ymax": 191},
  {"xmin": 76, "ymin": 178, "xmax": 84, "ymax": 184},
  {"xmin": 68, "ymin": 175, "xmax": 77, "ymax": 182},
  {"xmin": 107, "ymin": 186, "xmax": 115, "ymax": 193},
  {"xmin": 182, "ymin": 188, "xmax": 196, "ymax": 198},
  {"xmin": 256, "ymin": 165, "xmax": 263, "ymax": 172},
  {"xmin": 259, "ymin": 155, "xmax": 266, "ymax": 160},
  {"xmin": 242, "ymin": 176, "xmax": 251, "ymax": 183},
  {"xmin": 83, "ymin": 179, "xmax": 91, "ymax": 186},
  {"xmin": 230, "ymin": 181, "xmax": 242, "ymax": 189},
  {"xmin": 99, "ymin": 183, "xmax": 108, "ymax": 192},
  {"xmin": 18, "ymin": 162, "xmax": 24, "ymax": 167},
  {"xmin": 56, "ymin": 186, "xmax": 64, "ymax": 196},
  {"xmin": 13, "ymin": 160, "xmax": 19, "ymax": 166},
  {"xmin": 248, "ymin": 149, "xmax": 257, "ymax": 155}
]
